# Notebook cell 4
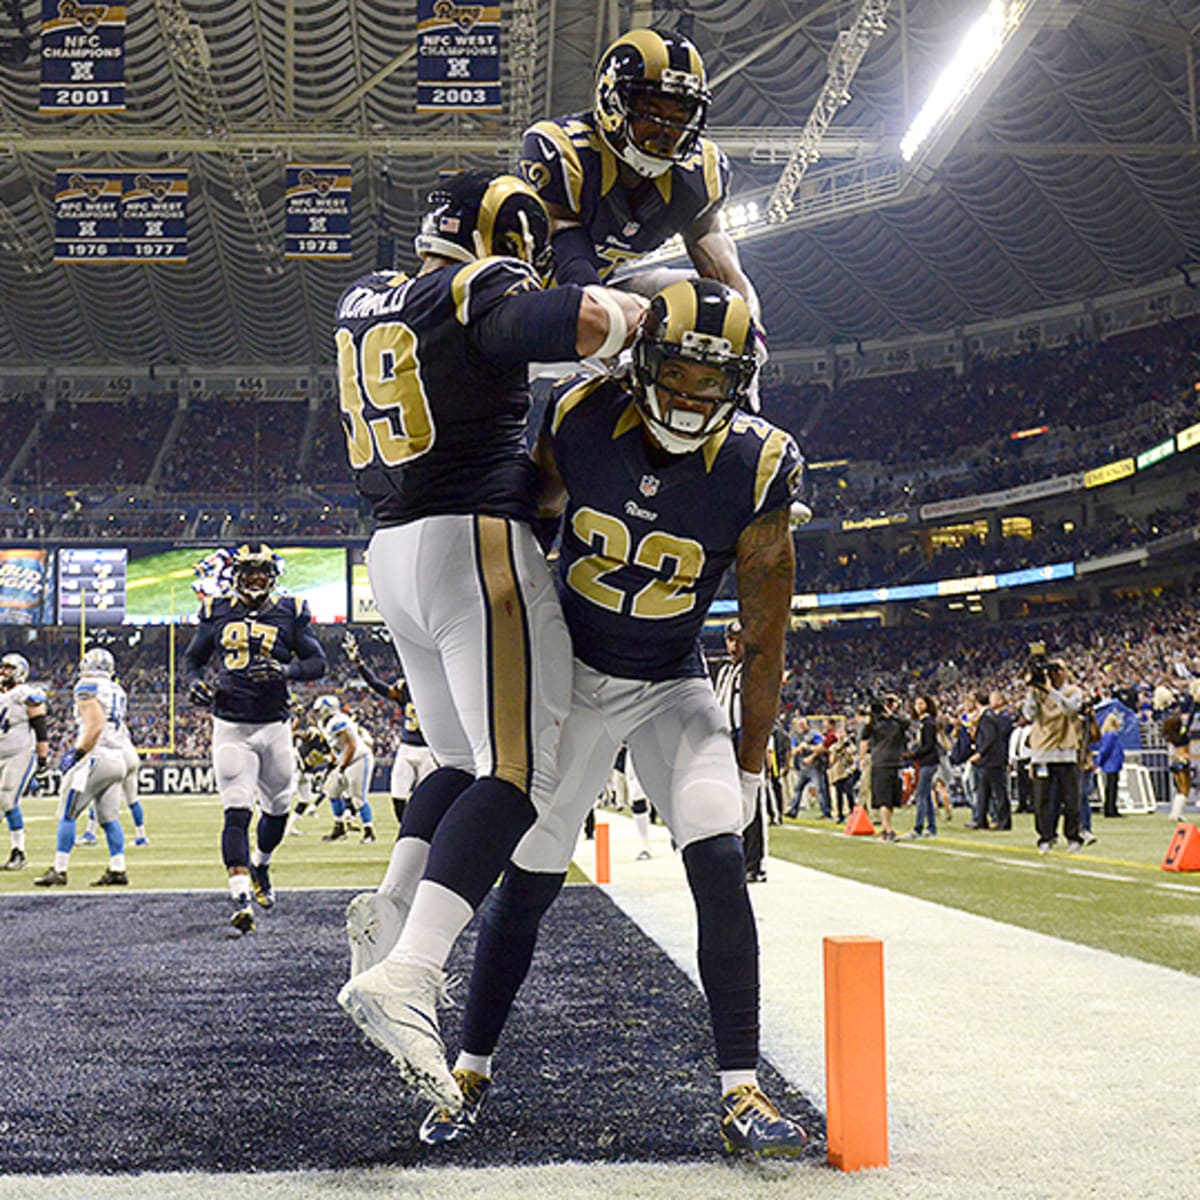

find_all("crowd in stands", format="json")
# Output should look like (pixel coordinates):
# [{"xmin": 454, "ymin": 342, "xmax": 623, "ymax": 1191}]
[
  {"xmin": 780, "ymin": 587, "xmax": 1200, "ymax": 726},
  {"xmin": 792, "ymin": 504, "xmax": 1200, "ymax": 594}
]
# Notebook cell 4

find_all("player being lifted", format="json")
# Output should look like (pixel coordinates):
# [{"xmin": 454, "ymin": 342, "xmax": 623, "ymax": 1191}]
[
  {"xmin": 0, "ymin": 653, "xmax": 49, "ymax": 871},
  {"xmin": 343, "ymin": 630, "xmax": 435, "ymax": 824},
  {"xmin": 34, "ymin": 648, "xmax": 138, "ymax": 888},
  {"xmin": 312, "ymin": 695, "xmax": 377, "ymax": 844},
  {"xmin": 521, "ymin": 29, "xmax": 760, "ymax": 321},
  {"xmin": 419, "ymin": 279, "xmax": 808, "ymax": 1156},
  {"xmin": 183, "ymin": 544, "xmax": 327, "ymax": 934},
  {"xmin": 333, "ymin": 170, "xmax": 646, "ymax": 1109}
]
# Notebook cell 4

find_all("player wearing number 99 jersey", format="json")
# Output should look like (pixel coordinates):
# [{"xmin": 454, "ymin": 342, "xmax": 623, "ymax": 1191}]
[
  {"xmin": 421, "ymin": 279, "xmax": 808, "ymax": 1156},
  {"xmin": 182, "ymin": 543, "xmax": 327, "ymax": 934}
]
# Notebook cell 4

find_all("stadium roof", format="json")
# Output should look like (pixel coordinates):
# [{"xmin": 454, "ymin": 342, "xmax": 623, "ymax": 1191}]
[{"xmin": 0, "ymin": 0, "xmax": 1198, "ymax": 366}]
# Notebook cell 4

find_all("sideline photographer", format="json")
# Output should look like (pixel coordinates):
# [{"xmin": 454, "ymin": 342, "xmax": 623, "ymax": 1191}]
[
  {"xmin": 859, "ymin": 692, "xmax": 909, "ymax": 843},
  {"xmin": 1021, "ymin": 651, "xmax": 1086, "ymax": 854}
]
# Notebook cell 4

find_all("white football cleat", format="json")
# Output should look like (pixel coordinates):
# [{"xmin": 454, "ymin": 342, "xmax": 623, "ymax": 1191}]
[
  {"xmin": 346, "ymin": 890, "xmax": 407, "ymax": 977},
  {"xmin": 337, "ymin": 960, "xmax": 462, "ymax": 1111}
]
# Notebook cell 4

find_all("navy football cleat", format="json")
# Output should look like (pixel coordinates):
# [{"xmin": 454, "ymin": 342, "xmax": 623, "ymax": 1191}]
[
  {"xmin": 249, "ymin": 862, "xmax": 275, "ymax": 909},
  {"xmin": 230, "ymin": 897, "xmax": 255, "ymax": 934},
  {"xmin": 33, "ymin": 867, "xmax": 67, "ymax": 887},
  {"xmin": 4, "ymin": 848, "xmax": 26, "ymax": 871},
  {"xmin": 419, "ymin": 1069, "xmax": 491, "ymax": 1145},
  {"xmin": 720, "ymin": 1084, "xmax": 808, "ymax": 1158},
  {"xmin": 91, "ymin": 868, "xmax": 128, "ymax": 886}
]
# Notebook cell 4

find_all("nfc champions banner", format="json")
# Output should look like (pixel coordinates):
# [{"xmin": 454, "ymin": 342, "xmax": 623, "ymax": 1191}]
[
  {"xmin": 40, "ymin": 0, "xmax": 126, "ymax": 114},
  {"xmin": 285, "ymin": 164, "xmax": 352, "ymax": 260},
  {"xmin": 416, "ymin": 0, "xmax": 501, "ymax": 113},
  {"xmin": 54, "ymin": 169, "xmax": 188, "ymax": 263}
]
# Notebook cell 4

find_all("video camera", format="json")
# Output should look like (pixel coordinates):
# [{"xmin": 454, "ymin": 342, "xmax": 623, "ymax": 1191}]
[{"xmin": 1025, "ymin": 641, "xmax": 1060, "ymax": 689}]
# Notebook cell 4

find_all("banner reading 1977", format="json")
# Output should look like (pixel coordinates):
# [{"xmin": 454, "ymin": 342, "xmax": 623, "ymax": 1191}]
[
  {"xmin": 416, "ymin": 0, "xmax": 501, "ymax": 113},
  {"xmin": 54, "ymin": 170, "xmax": 188, "ymax": 263},
  {"xmin": 40, "ymin": 0, "xmax": 126, "ymax": 114},
  {"xmin": 285, "ymin": 164, "xmax": 353, "ymax": 260}
]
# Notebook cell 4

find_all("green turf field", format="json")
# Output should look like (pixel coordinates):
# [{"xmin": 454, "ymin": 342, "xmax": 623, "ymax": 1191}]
[
  {"xmin": 124, "ymin": 546, "xmax": 346, "ymax": 623},
  {"xmin": 4, "ymin": 791, "xmax": 1195, "ymax": 975},
  {"xmin": 771, "ymin": 811, "xmax": 1200, "ymax": 976}
]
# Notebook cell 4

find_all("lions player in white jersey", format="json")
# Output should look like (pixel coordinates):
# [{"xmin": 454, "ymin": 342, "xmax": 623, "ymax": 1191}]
[
  {"xmin": 0, "ymin": 653, "xmax": 50, "ymax": 871},
  {"xmin": 313, "ymin": 696, "xmax": 377, "ymax": 844},
  {"xmin": 34, "ymin": 648, "xmax": 136, "ymax": 888}
]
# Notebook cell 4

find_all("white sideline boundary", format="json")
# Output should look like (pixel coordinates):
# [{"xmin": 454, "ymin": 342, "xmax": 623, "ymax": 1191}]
[{"xmin": 3, "ymin": 811, "xmax": 1195, "ymax": 1200}]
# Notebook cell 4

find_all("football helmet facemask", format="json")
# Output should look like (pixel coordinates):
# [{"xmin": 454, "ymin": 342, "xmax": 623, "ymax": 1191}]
[
  {"xmin": 0, "ymin": 653, "xmax": 29, "ymax": 687},
  {"xmin": 231, "ymin": 543, "xmax": 281, "ymax": 606},
  {"xmin": 80, "ymin": 647, "xmax": 115, "ymax": 677},
  {"xmin": 594, "ymin": 29, "xmax": 710, "ymax": 179},
  {"xmin": 414, "ymin": 170, "xmax": 553, "ymax": 280},
  {"xmin": 631, "ymin": 278, "xmax": 759, "ymax": 455}
]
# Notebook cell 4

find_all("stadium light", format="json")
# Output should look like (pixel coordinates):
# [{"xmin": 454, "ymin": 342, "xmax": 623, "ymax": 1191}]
[{"xmin": 900, "ymin": 1, "xmax": 1009, "ymax": 163}]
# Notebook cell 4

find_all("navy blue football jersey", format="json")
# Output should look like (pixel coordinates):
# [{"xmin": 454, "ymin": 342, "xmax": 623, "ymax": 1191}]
[
  {"xmin": 395, "ymin": 678, "xmax": 427, "ymax": 747},
  {"xmin": 544, "ymin": 374, "xmax": 802, "ymax": 681},
  {"xmin": 334, "ymin": 257, "xmax": 581, "ymax": 527},
  {"xmin": 183, "ymin": 594, "xmax": 326, "ymax": 724},
  {"xmin": 520, "ymin": 113, "xmax": 728, "ymax": 281}
]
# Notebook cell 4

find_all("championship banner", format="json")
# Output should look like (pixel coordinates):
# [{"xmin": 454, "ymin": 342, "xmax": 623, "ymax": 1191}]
[
  {"xmin": 55, "ymin": 170, "xmax": 187, "ymax": 263},
  {"xmin": 54, "ymin": 170, "xmax": 123, "ymax": 261},
  {"xmin": 121, "ymin": 169, "xmax": 188, "ymax": 262},
  {"xmin": 416, "ymin": 0, "xmax": 501, "ymax": 113},
  {"xmin": 40, "ymin": 0, "xmax": 126, "ymax": 114},
  {"xmin": 285, "ymin": 164, "xmax": 352, "ymax": 260}
]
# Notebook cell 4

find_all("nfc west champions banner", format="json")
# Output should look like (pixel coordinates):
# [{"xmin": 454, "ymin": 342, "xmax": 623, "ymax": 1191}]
[
  {"xmin": 416, "ymin": 0, "xmax": 501, "ymax": 113},
  {"xmin": 285, "ymin": 164, "xmax": 352, "ymax": 260},
  {"xmin": 40, "ymin": 0, "xmax": 126, "ymax": 113},
  {"xmin": 54, "ymin": 169, "xmax": 188, "ymax": 263}
]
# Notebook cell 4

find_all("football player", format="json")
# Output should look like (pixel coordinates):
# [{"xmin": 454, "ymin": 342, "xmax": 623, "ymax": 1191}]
[
  {"xmin": 343, "ymin": 630, "xmax": 435, "ymax": 824},
  {"xmin": 0, "ymin": 653, "xmax": 49, "ymax": 871},
  {"xmin": 419, "ymin": 279, "xmax": 808, "ymax": 1156},
  {"xmin": 79, "ymin": 719, "xmax": 148, "ymax": 848},
  {"xmin": 333, "ymin": 169, "xmax": 646, "ymax": 1111},
  {"xmin": 182, "ymin": 543, "xmax": 327, "ymax": 933},
  {"xmin": 520, "ymin": 30, "xmax": 761, "ymax": 327},
  {"xmin": 313, "ymin": 695, "xmax": 377, "ymax": 844},
  {"xmin": 34, "ymin": 648, "xmax": 136, "ymax": 888},
  {"xmin": 287, "ymin": 708, "xmax": 333, "ymax": 834}
]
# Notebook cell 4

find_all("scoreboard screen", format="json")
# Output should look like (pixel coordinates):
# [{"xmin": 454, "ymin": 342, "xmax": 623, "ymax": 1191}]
[{"xmin": 58, "ymin": 548, "xmax": 128, "ymax": 626}]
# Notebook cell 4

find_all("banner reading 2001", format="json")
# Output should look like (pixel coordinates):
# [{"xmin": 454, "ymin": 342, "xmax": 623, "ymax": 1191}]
[
  {"xmin": 417, "ymin": 0, "xmax": 501, "ymax": 113},
  {"xmin": 40, "ymin": 0, "xmax": 126, "ymax": 113}
]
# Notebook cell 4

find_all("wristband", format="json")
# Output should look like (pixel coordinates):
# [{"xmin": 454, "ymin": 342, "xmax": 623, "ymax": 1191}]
[{"xmin": 584, "ymin": 285, "xmax": 630, "ymax": 358}]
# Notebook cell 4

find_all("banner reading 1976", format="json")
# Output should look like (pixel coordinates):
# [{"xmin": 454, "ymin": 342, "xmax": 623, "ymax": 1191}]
[
  {"xmin": 40, "ymin": 0, "xmax": 126, "ymax": 114},
  {"xmin": 54, "ymin": 170, "xmax": 188, "ymax": 263},
  {"xmin": 416, "ymin": 0, "xmax": 501, "ymax": 113},
  {"xmin": 285, "ymin": 164, "xmax": 353, "ymax": 260}
]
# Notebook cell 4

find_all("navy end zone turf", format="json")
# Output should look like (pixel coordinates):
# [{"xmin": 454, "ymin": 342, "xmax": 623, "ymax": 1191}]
[{"xmin": 0, "ymin": 889, "xmax": 823, "ymax": 1172}]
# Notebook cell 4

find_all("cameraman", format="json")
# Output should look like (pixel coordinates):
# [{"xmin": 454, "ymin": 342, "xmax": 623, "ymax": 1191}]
[
  {"xmin": 1022, "ymin": 658, "xmax": 1085, "ymax": 854},
  {"xmin": 859, "ymin": 692, "xmax": 908, "ymax": 843}
]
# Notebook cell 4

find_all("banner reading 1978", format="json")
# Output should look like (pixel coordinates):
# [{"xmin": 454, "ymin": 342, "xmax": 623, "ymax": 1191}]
[
  {"xmin": 54, "ymin": 170, "xmax": 188, "ymax": 263},
  {"xmin": 285, "ymin": 164, "xmax": 353, "ymax": 260},
  {"xmin": 416, "ymin": 0, "xmax": 501, "ymax": 113},
  {"xmin": 40, "ymin": 0, "xmax": 126, "ymax": 114}
]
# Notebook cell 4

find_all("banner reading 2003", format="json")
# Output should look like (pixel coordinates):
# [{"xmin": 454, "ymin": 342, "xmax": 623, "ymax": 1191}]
[{"xmin": 417, "ymin": 0, "xmax": 501, "ymax": 113}]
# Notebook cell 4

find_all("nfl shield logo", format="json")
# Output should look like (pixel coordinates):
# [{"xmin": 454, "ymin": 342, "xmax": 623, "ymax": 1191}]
[{"xmin": 639, "ymin": 474, "xmax": 660, "ymax": 497}]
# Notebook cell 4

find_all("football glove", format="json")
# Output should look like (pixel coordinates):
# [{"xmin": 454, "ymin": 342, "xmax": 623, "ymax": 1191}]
[
  {"xmin": 188, "ymin": 679, "xmax": 214, "ymax": 708},
  {"xmin": 33, "ymin": 758, "xmax": 50, "ymax": 788},
  {"xmin": 243, "ymin": 656, "xmax": 285, "ymax": 684},
  {"xmin": 738, "ymin": 768, "xmax": 762, "ymax": 827},
  {"xmin": 59, "ymin": 747, "xmax": 82, "ymax": 774},
  {"xmin": 342, "ymin": 631, "xmax": 360, "ymax": 663}
]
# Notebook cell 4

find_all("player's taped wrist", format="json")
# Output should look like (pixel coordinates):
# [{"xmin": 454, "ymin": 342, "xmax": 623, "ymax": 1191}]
[{"xmin": 584, "ymin": 285, "xmax": 632, "ymax": 358}]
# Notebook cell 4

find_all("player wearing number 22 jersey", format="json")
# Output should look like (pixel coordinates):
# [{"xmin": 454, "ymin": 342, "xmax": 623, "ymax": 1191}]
[
  {"xmin": 183, "ymin": 544, "xmax": 327, "ymax": 934},
  {"xmin": 421, "ymin": 279, "xmax": 809, "ymax": 1158}
]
